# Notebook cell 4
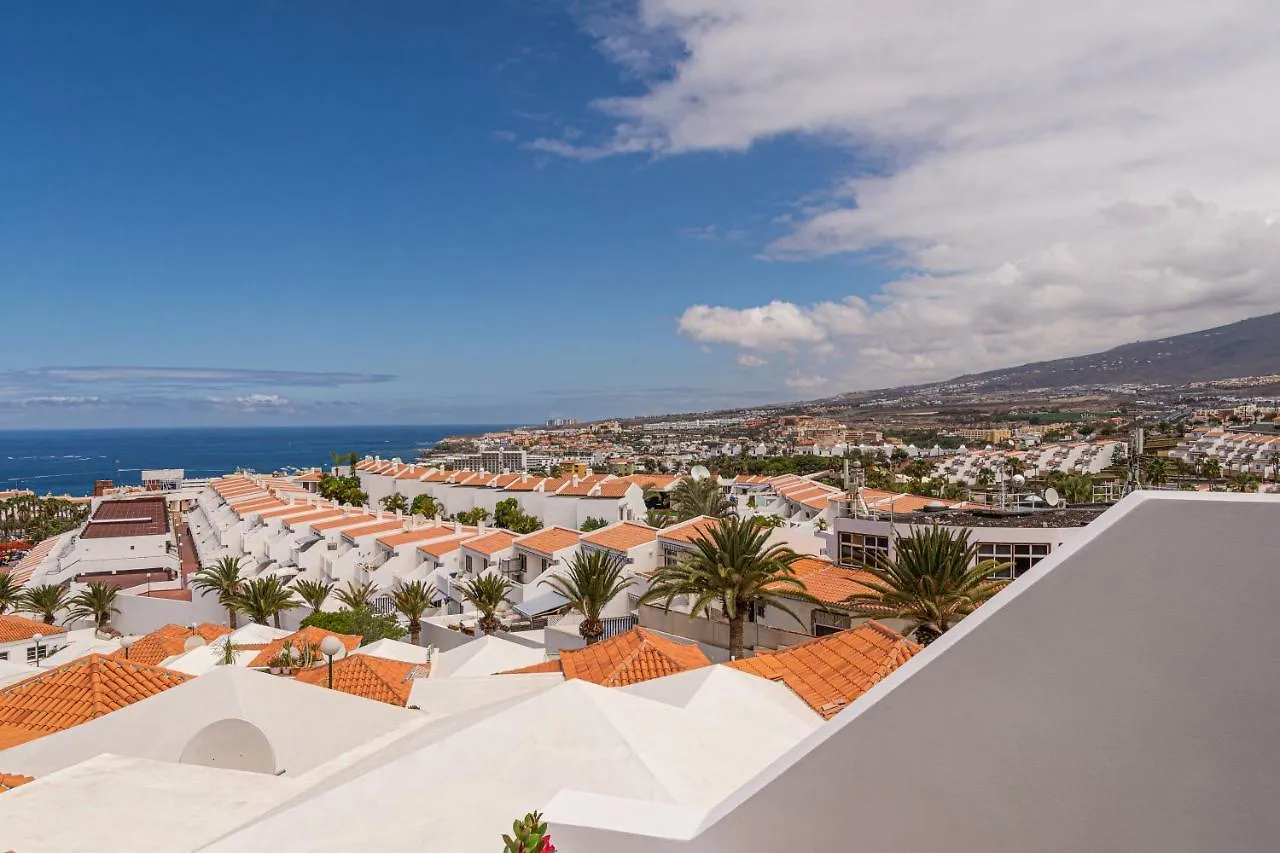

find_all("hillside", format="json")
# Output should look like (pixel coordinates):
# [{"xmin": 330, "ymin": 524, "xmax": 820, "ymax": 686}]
[{"xmin": 930, "ymin": 311, "xmax": 1280, "ymax": 393}]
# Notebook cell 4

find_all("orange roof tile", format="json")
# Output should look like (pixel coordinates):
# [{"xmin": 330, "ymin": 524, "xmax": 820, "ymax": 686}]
[
  {"xmin": 463, "ymin": 530, "xmax": 518, "ymax": 556},
  {"xmin": 726, "ymin": 621, "xmax": 920, "ymax": 718},
  {"xmin": 558, "ymin": 474, "xmax": 611, "ymax": 497},
  {"xmin": 377, "ymin": 526, "xmax": 460, "ymax": 549},
  {"xmin": 622, "ymin": 474, "xmax": 683, "ymax": 491},
  {"xmin": 499, "ymin": 659, "xmax": 564, "ymax": 675},
  {"xmin": 247, "ymin": 626, "xmax": 362, "ymax": 668},
  {"xmin": 109, "ymin": 623, "xmax": 231, "ymax": 667},
  {"xmin": 657, "ymin": 515, "xmax": 721, "ymax": 545},
  {"xmin": 502, "ymin": 476, "xmax": 547, "ymax": 492},
  {"xmin": 0, "ymin": 614, "xmax": 67, "ymax": 644},
  {"xmin": 417, "ymin": 534, "xmax": 473, "ymax": 558},
  {"xmin": 784, "ymin": 558, "xmax": 881, "ymax": 604},
  {"xmin": 515, "ymin": 526, "xmax": 581, "ymax": 555},
  {"xmin": 559, "ymin": 628, "xmax": 710, "ymax": 687},
  {"xmin": 257, "ymin": 502, "xmax": 334, "ymax": 520},
  {"xmin": 310, "ymin": 513, "xmax": 379, "ymax": 532},
  {"xmin": 0, "ymin": 771, "xmax": 34, "ymax": 792},
  {"xmin": 540, "ymin": 478, "xmax": 569, "ymax": 494},
  {"xmin": 339, "ymin": 519, "xmax": 406, "ymax": 539},
  {"xmin": 581, "ymin": 521, "xmax": 659, "ymax": 552},
  {"xmin": 0, "ymin": 654, "xmax": 191, "ymax": 739},
  {"xmin": 592, "ymin": 480, "xmax": 635, "ymax": 499},
  {"xmin": 294, "ymin": 654, "xmax": 419, "ymax": 705}
]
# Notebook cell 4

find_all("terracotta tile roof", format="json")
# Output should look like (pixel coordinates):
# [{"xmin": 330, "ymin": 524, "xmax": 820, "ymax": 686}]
[
  {"xmin": 140, "ymin": 588, "xmax": 193, "ymax": 601},
  {"xmin": 296, "ymin": 471, "xmax": 324, "ymax": 483},
  {"xmin": 294, "ymin": 654, "xmax": 418, "ymax": 706},
  {"xmin": 0, "ymin": 614, "xmax": 67, "ymax": 644},
  {"xmin": 310, "ymin": 513, "xmax": 379, "ymax": 532},
  {"xmin": 109, "ymin": 623, "xmax": 231, "ymax": 667},
  {"xmin": 622, "ymin": 474, "xmax": 683, "ymax": 491},
  {"xmin": 558, "ymin": 474, "xmax": 611, "ymax": 497},
  {"xmin": 540, "ymin": 478, "xmax": 569, "ymax": 494},
  {"xmin": 463, "ymin": 530, "xmax": 518, "ymax": 556},
  {"xmin": 499, "ymin": 659, "xmax": 564, "ymax": 675},
  {"xmin": 591, "ymin": 480, "xmax": 635, "ymax": 499},
  {"xmin": 515, "ymin": 526, "xmax": 581, "ymax": 555},
  {"xmin": 5, "ymin": 536, "xmax": 63, "ymax": 584},
  {"xmin": 582, "ymin": 521, "xmax": 659, "ymax": 552},
  {"xmin": 0, "ymin": 771, "xmax": 33, "ymax": 792},
  {"xmin": 558, "ymin": 628, "xmax": 711, "ymax": 687},
  {"xmin": 417, "ymin": 535, "xmax": 472, "ymax": 558},
  {"xmin": 785, "ymin": 558, "xmax": 881, "ymax": 604},
  {"xmin": 491, "ymin": 473, "xmax": 523, "ymax": 489},
  {"xmin": 657, "ymin": 515, "xmax": 721, "ymax": 545},
  {"xmin": 280, "ymin": 508, "xmax": 347, "ymax": 527},
  {"xmin": 247, "ymin": 626, "xmax": 362, "ymax": 668},
  {"xmin": 726, "ymin": 621, "xmax": 920, "ymax": 719},
  {"xmin": 339, "ymin": 519, "xmax": 406, "ymax": 539},
  {"xmin": 255, "ymin": 502, "xmax": 331, "ymax": 520},
  {"xmin": 502, "ymin": 476, "xmax": 546, "ymax": 492},
  {"xmin": 0, "ymin": 654, "xmax": 191, "ymax": 740},
  {"xmin": 377, "ymin": 526, "xmax": 460, "ymax": 549}
]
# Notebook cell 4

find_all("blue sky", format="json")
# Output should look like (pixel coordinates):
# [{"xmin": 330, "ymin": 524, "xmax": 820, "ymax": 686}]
[
  {"xmin": 4, "ymin": 2, "xmax": 1272, "ymax": 429},
  {"xmin": 0, "ymin": 1, "xmax": 882, "ymax": 429}
]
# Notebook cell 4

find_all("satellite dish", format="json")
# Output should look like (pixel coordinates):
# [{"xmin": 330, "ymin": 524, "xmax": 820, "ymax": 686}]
[
  {"xmin": 1044, "ymin": 487, "xmax": 1061, "ymax": 507},
  {"xmin": 690, "ymin": 465, "xmax": 711, "ymax": 481},
  {"xmin": 1012, "ymin": 474, "xmax": 1026, "ymax": 486}
]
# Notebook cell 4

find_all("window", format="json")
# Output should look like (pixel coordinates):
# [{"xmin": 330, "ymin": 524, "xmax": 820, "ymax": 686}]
[
  {"xmin": 0, "ymin": 651, "xmax": 7, "ymax": 661},
  {"xmin": 662, "ymin": 545, "xmax": 684, "ymax": 567},
  {"xmin": 465, "ymin": 555, "xmax": 473, "ymax": 573},
  {"xmin": 838, "ymin": 533, "xmax": 889, "ymax": 568},
  {"xmin": 26, "ymin": 644, "xmax": 49, "ymax": 664},
  {"xmin": 746, "ymin": 601, "xmax": 767, "ymax": 623},
  {"xmin": 812, "ymin": 609, "xmax": 852, "ymax": 637},
  {"xmin": 977, "ymin": 542, "xmax": 1051, "ymax": 579}
]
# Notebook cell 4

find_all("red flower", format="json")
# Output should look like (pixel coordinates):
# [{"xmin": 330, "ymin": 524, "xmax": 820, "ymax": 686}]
[{"xmin": 540, "ymin": 838, "xmax": 556, "ymax": 853}]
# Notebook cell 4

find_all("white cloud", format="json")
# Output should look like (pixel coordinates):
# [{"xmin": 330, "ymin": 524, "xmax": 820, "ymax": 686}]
[
  {"xmin": 207, "ymin": 394, "xmax": 294, "ymax": 411},
  {"xmin": 564, "ymin": 0, "xmax": 1280, "ymax": 387},
  {"xmin": 785, "ymin": 375, "xmax": 829, "ymax": 391},
  {"xmin": 736, "ymin": 354, "xmax": 768, "ymax": 367}
]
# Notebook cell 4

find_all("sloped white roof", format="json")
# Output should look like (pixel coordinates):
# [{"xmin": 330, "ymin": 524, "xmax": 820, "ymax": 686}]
[
  {"xmin": 0, "ymin": 665, "xmax": 417, "ymax": 777},
  {"xmin": 620, "ymin": 665, "xmax": 820, "ymax": 737},
  {"xmin": 407, "ymin": 672, "xmax": 563, "ymax": 719},
  {"xmin": 547, "ymin": 492, "xmax": 1280, "ymax": 852},
  {"xmin": 164, "ymin": 624, "xmax": 293, "ymax": 675},
  {"xmin": 40, "ymin": 627, "xmax": 120, "ymax": 666},
  {"xmin": 427, "ymin": 634, "xmax": 545, "ymax": 679},
  {"xmin": 200, "ymin": 678, "xmax": 811, "ymax": 852},
  {"xmin": 0, "ymin": 753, "xmax": 296, "ymax": 853},
  {"xmin": 353, "ymin": 638, "xmax": 432, "ymax": 664}
]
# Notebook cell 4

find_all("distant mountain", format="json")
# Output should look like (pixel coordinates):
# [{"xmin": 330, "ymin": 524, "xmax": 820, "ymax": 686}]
[{"xmin": 910, "ymin": 311, "xmax": 1280, "ymax": 394}]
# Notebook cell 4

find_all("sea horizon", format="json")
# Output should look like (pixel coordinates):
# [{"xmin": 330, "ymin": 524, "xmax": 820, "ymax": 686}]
[{"xmin": 0, "ymin": 423, "xmax": 516, "ymax": 497}]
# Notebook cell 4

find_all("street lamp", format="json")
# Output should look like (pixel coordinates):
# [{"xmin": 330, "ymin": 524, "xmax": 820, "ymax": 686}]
[
  {"xmin": 121, "ymin": 635, "xmax": 138, "ymax": 660},
  {"xmin": 32, "ymin": 633, "xmax": 43, "ymax": 668},
  {"xmin": 319, "ymin": 635, "xmax": 344, "ymax": 689}
]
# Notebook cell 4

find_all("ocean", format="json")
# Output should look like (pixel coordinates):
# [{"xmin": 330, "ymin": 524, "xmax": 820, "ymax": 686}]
[{"xmin": 0, "ymin": 425, "xmax": 508, "ymax": 497}]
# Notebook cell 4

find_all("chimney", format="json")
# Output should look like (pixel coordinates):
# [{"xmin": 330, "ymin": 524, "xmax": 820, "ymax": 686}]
[
  {"xmin": 396, "ymin": 509, "xmax": 403, "ymax": 520},
  {"xmin": 453, "ymin": 520, "xmax": 462, "ymax": 533},
  {"xmin": 478, "ymin": 521, "xmax": 487, "ymax": 535},
  {"xmin": 572, "ymin": 475, "xmax": 580, "ymax": 487}
]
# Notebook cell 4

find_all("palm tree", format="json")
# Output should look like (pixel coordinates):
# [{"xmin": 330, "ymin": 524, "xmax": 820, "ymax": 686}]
[
  {"xmin": 645, "ymin": 507, "xmax": 673, "ymax": 528},
  {"xmin": 232, "ymin": 576, "xmax": 301, "ymax": 627},
  {"xmin": 389, "ymin": 580, "xmax": 437, "ymax": 646},
  {"xmin": 410, "ymin": 494, "xmax": 442, "ymax": 519},
  {"xmin": 1228, "ymin": 471, "xmax": 1260, "ymax": 492},
  {"xmin": 843, "ymin": 525, "xmax": 1006, "ymax": 646},
  {"xmin": 380, "ymin": 493, "xmax": 410, "ymax": 514},
  {"xmin": 670, "ymin": 477, "xmax": 730, "ymax": 521},
  {"xmin": 0, "ymin": 573, "xmax": 24, "ymax": 615},
  {"xmin": 19, "ymin": 583, "xmax": 68, "ymax": 625},
  {"xmin": 1202, "ymin": 458, "xmax": 1222, "ymax": 480},
  {"xmin": 1056, "ymin": 473, "xmax": 1095, "ymax": 504},
  {"xmin": 335, "ymin": 579, "xmax": 377, "ymax": 611},
  {"xmin": 191, "ymin": 556, "xmax": 246, "ymax": 629},
  {"xmin": 640, "ymin": 515, "xmax": 809, "ymax": 660},
  {"xmin": 539, "ymin": 550, "xmax": 633, "ymax": 644},
  {"xmin": 459, "ymin": 575, "xmax": 513, "ymax": 635},
  {"xmin": 293, "ymin": 578, "xmax": 335, "ymax": 612},
  {"xmin": 1143, "ymin": 457, "xmax": 1169, "ymax": 487},
  {"xmin": 66, "ymin": 582, "xmax": 120, "ymax": 632}
]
